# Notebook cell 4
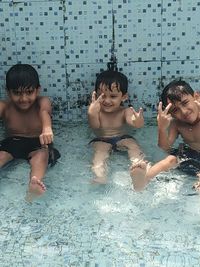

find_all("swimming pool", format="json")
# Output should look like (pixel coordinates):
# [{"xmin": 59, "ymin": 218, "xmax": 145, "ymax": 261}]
[{"xmin": 0, "ymin": 121, "xmax": 200, "ymax": 267}]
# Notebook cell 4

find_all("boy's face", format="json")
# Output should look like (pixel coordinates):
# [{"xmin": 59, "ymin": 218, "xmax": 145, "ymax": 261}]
[
  {"xmin": 97, "ymin": 82, "xmax": 127, "ymax": 113},
  {"xmin": 168, "ymin": 93, "xmax": 200, "ymax": 124},
  {"xmin": 8, "ymin": 87, "xmax": 40, "ymax": 111}
]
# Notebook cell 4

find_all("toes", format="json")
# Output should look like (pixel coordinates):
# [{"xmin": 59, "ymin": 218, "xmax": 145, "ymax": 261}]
[{"xmin": 30, "ymin": 176, "xmax": 46, "ymax": 192}]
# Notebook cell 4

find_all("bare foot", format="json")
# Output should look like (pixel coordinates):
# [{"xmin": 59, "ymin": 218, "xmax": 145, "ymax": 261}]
[
  {"xmin": 26, "ymin": 176, "xmax": 46, "ymax": 202},
  {"xmin": 193, "ymin": 180, "xmax": 200, "ymax": 191},
  {"xmin": 130, "ymin": 161, "xmax": 149, "ymax": 191},
  {"xmin": 91, "ymin": 177, "xmax": 107, "ymax": 184}
]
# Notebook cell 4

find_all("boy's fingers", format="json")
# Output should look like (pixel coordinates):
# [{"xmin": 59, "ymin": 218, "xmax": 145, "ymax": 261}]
[
  {"xmin": 194, "ymin": 100, "xmax": 200, "ymax": 108},
  {"xmin": 39, "ymin": 134, "xmax": 44, "ymax": 145},
  {"xmin": 91, "ymin": 91, "xmax": 96, "ymax": 102},
  {"xmin": 157, "ymin": 102, "xmax": 162, "ymax": 114},
  {"xmin": 97, "ymin": 93, "xmax": 104, "ymax": 102},
  {"xmin": 39, "ymin": 134, "xmax": 53, "ymax": 145},
  {"xmin": 163, "ymin": 102, "xmax": 172, "ymax": 115},
  {"xmin": 130, "ymin": 106, "xmax": 136, "ymax": 114},
  {"xmin": 139, "ymin": 107, "xmax": 143, "ymax": 114}
]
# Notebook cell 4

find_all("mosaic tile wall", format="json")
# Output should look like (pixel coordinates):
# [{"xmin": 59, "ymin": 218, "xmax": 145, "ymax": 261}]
[{"xmin": 1, "ymin": 0, "xmax": 200, "ymax": 120}]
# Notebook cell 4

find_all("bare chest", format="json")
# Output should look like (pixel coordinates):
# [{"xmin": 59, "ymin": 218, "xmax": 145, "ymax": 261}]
[
  {"xmin": 178, "ymin": 123, "xmax": 200, "ymax": 145},
  {"xmin": 4, "ymin": 107, "xmax": 42, "ymax": 136},
  {"xmin": 99, "ymin": 109, "xmax": 125, "ymax": 128}
]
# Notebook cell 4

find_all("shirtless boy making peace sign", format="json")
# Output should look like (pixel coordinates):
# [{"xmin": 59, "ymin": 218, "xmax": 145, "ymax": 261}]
[
  {"xmin": 88, "ymin": 70, "xmax": 176, "ymax": 190},
  {"xmin": 157, "ymin": 79, "xmax": 200, "ymax": 191}
]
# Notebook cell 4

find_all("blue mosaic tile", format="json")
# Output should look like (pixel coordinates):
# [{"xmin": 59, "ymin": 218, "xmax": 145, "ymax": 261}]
[
  {"xmin": 64, "ymin": 0, "xmax": 113, "ymax": 64},
  {"xmin": 162, "ymin": 0, "xmax": 200, "ymax": 61},
  {"xmin": 1, "ymin": 0, "xmax": 200, "ymax": 121},
  {"xmin": 0, "ymin": 3, "xmax": 17, "ymax": 66},
  {"xmin": 14, "ymin": 1, "xmax": 65, "ymax": 65},
  {"xmin": 0, "ymin": 65, "xmax": 10, "ymax": 98},
  {"xmin": 113, "ymin": 0, "xmax": 162, "ymax": 62},
  {"xmin": 162, "ymin": 60, "xmax": 200, "ymax": 91},
  {"xmin": 120, "ymin": 62, "xmax": 161, "ymax": 117}
]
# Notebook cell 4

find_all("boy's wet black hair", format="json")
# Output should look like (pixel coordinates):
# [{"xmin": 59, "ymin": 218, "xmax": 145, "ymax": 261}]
[
  {"xmin": 95, "ymin": 70, "xmax": 128, "ymax": 95},
  {"xmin": 161, "ymin": 80, "xmax": 194, "ymax": 108},
  {"xmin": 6, "ymin": 64, "xmax": 40, "ymax": 91}
]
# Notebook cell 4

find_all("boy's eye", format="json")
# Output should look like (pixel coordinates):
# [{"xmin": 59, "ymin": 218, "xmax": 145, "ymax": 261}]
[
  {"xmin": 13, "ymin": 89, "xmax": 34, "ymax": 96},
  {"xmin": 182, "ymin": 101, "xmax": 188, "ymax": 106},
  {"xmin": 13, "ymin": 91, "xmax": 22, "ymax": 96},
  {"xmin": 26, "ymin": 90, "xmax": 34, "ymax": 95}
]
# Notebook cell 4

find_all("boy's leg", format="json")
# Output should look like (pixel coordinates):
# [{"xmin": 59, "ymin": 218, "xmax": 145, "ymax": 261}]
[
  {"xmin": 131, "ymin": 155, "xmax": 178, "ymax": 191},
  {"xmin": 0, "ymin": 151, "xmax": 13, "ymax": 168},
  {"xmin": 146, "ymin": 155, "xmax": 178, "ymax": 179},
  {"xmin": 193, "ymin": 173, "xmax": 200, "ymax": 191},
  {"xmin": 117, "ymin": 139, "xmax": 178, "ymax": 191},
  {"xmin": 27, "ymin": 148, "xmax": 49, "ymax": 199},
  {"xmin": 91, "ymin": 142, "xmax": 111, "ymax": 184},
  {"xmin": 117, "ymin": 138, "xmax": 148, "ymax": 190}
]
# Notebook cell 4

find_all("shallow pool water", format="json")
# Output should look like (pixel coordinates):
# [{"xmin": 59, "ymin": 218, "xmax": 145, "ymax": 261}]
[{"xmin": 0, "ymin": 121, "xmax": 200, "ymax": 267}]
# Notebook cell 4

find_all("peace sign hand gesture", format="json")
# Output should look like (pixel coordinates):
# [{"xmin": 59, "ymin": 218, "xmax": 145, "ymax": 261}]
[
  {"xmin": 88, "ymin": 91, "xmax": 103, "ymax": 115},
  {"xmin": 130, "ymin": 107, "xmax": 144, "ymax": 127},
  {"xmin": 157, "ymin": 101, "xmax": 173, "ymax": 130}
]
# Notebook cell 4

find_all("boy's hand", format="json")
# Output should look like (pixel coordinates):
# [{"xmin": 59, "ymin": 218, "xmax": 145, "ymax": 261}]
[
  {"xmin": 130, "ymin": 107, "xmax": 144, "ymax": 121},
  {"xmin": 39, "ymin": 127, "xmax": 54, "ymax": 145},
  {"xmin": 130, "ymin": 107, "xmax": 144, "ymax": 127},
  {"xmin": 88, "ymin": 91, "xmax": 103, "ymax": 114},
  {"xmin": 157, "ymin": 102, "xmax": 172, "ymax": 130}
]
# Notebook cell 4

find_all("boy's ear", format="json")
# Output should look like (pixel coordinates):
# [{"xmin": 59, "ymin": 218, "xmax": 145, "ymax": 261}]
[
  {"xmin": 122, "ymin": 93, "xmax": 128, "ymax": 102},
  {"xmin": 194, "ymin": 91, "xmax": 200, "ymax": 100},
  {"xmin": 36, "ymin": 86, "xmax": 41, "ymax": 94}
]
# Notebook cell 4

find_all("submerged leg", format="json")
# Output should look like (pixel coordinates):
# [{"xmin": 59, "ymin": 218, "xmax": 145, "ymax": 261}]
[
  {"xmin": 131, "ymin": 155, "xmax": 178, "ymax": 191},
  {"xmin": 117, "ymin": 139, "xmax": 178, "ymax": 191},
  {"xmin": 91, "ymin": 142, "xmax": 111, "ymax": 184},
  {"xmin": 26, "ymin": 148, "xmax": 49, "ymax": 202},
  {"xmin": 193, "ymin": 173, "xmax": 200, "ymax": 191},
  {"xmin": 117, "ymin": 138, "xmax": 147, "ymax": 190},
  {"xmin": 0, "ymin": 151, "xmax": 14, "ymax": 168},
  {"xmin": 130, "ymin": 160, "xmax": 151, "ymax": 191}
]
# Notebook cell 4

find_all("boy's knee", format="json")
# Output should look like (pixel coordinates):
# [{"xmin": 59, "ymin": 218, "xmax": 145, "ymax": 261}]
[
  {"xmin": 29, "ymin": 149, "xmax": 48, "ymax": 164},
  {"xmin": 0, "ymin": 151, "xmax": 13, "ymax": 168},
  {"xmin": 167, "ymin": 155, "xmax": 178, "ymax": 166}
]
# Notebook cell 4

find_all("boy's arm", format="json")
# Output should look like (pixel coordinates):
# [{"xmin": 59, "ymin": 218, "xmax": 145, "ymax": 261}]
[
  {"xmin": 87, "ymin": 91, "xmax": 102, "ymax": 129},
  {"xmin": 38, "ymin": 97, "xmax": 53, "ymax": 145},
  {"xmin": 158, "ymin": 122, "xmax": 178, "ymax": 151},
  {"xmin": 157, "ymin": 102, "xmax": 178, "ymax": 150},
  {"xmin": 0, "ymin": 100, "xmax": 6, "ymax": 118},
  {"xmin": 125, "ymin": 106, "xmax": 144, "ymax": 128}
]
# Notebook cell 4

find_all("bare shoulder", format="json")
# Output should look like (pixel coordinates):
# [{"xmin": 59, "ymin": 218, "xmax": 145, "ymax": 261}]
[
  {"xmin": 123, "ymin": 106, "xmax": 133, "ymax": 118},
  {"xmin": 0, "ymin": 99, "xmax": 8, "ymax": 107},
  {"xmin": 38, "ymin": 96, "xmax": 51, "ymax": 105},
  {"xmin": 0, "ymin": 99, "xmax": 9, "ymax": 116},
  {"xmin": 37, "ymin": 96, "xmax": 52, "ymax": 112},
  {"xmin": 38, "ymin": 96, "xmax": 51, "ymax": 106},
  {"xmin": 124, "ymin": 106, "xmax": 132, "ymax": 114}
]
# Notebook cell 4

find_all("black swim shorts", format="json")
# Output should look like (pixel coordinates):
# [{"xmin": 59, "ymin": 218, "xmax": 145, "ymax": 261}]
[
  {"xmin": 171, "ymin": 143, "xmax": 200, "ymax": 175},
  {"xmin": 0, "ymin": 136, "xmax": 60, "ymax": 167}
]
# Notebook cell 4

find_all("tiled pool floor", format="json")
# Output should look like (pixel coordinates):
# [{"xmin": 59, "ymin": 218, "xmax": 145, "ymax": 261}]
[{"xmin": 0, "ymin": 121, "xmax": 200, "ymax": 267}]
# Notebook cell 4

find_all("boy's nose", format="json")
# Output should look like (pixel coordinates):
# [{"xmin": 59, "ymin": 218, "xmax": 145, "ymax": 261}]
[
  {"xmin": 103, "ymin": 97, "xmax": 110, "ymax": 103},
  {"xmin": 180, "ymin": 107, "xmax": 188, "ymax": 115},
  {"xmin": 20, "ymin": 93, "xmax": 28, "ymax": 101}
]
